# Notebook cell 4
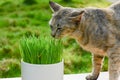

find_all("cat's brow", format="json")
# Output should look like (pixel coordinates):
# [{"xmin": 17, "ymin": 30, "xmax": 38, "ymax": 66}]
[{"xmin": 54, "ymin": 15, "xmax": 61, "ymax": 19}]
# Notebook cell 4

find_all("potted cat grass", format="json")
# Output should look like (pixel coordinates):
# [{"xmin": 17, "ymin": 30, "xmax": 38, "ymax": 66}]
[{"xmin": 20, "ymin": 36, "xmax": 63, "ymax": 80}]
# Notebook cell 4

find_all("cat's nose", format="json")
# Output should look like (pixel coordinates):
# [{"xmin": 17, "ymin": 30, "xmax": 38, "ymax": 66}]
[{"xmin": 51, "ymin": 33, "xmax": 55, "ymax": 37}]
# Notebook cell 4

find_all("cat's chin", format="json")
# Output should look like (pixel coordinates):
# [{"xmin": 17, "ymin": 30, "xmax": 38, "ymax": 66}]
[
  {"xmin": 52, "ymin": 35, "xmax": 64, "ymax": 39},
  {"xmin": 53, "ymin": 36, "xmax": 62, "ymax": 39}
]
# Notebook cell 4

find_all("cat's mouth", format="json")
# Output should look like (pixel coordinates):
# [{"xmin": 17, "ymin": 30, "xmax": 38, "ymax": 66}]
[
  {"xmin": 51, "ymin": 30, "xmax": 72, "ymax": 39},
  {"xmin": 51, "ymin": 28, "xmax": 64, "ymax": 38},
  {"xmin": 51, "ymin": 33, "xmax": 64, "ymax": 39},
  {"xmin": 51, "ymin": 35, "xmax": 63, "ymax": 39}
]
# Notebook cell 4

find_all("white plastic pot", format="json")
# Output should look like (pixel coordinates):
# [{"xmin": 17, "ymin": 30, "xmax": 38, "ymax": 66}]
[{"xmin": 21, "ymin": 61, "xmax": 64, "ymax": 80}]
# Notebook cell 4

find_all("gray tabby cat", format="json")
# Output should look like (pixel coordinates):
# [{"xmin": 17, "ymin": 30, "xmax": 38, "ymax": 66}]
[{"xmin": 49, "ymin": 1, "xmax": 120, "ymax": 80}]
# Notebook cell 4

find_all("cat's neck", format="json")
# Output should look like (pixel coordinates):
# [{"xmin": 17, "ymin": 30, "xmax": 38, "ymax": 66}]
[
  {"xmin": 70, "ymin": 15, "xmax": 90, "ymax": 46},
  {"xmin": 70, "ymin": 29, "xmax": 84, "ymax": 43}
]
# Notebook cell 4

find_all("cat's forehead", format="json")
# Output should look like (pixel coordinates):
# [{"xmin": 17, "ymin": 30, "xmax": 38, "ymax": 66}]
[
  {"xmin": 53, "ymin": 8, "xmax": 73, "ymax": 17},
  {"xmin": 59, "ymin": 9, "xmax": 72, "ymax": 14}
]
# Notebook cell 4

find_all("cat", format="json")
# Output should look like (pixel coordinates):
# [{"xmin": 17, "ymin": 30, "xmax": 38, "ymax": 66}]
[{"xmin": 49, "ymin": 1, "xmax": 120, "ymax": 80}]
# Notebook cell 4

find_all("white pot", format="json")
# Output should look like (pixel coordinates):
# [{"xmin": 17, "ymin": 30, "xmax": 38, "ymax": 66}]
[{"xmin": 21, "ymin": 61, "xmax": 64, "ymax": 80}]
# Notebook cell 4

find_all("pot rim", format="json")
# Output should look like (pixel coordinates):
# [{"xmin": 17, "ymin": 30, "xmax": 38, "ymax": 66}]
[{"xmin": 21, "ymin": 59, "xmax": 64, "ymax": 66}]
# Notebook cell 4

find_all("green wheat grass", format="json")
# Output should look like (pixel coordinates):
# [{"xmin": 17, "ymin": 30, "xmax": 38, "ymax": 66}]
[{"xmin": 20, "ymin": 36, "xmax": 63, "ymax": 64}]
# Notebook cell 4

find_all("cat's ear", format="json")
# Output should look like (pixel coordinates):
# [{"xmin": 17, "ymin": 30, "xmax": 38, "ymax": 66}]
[
  {"xmin": 49, "ymin": 1, "xmax": 63, "ymax": 12},
  {"xmin": 69, "ymin": 10, "xmax": 85, "ymax": 23}
]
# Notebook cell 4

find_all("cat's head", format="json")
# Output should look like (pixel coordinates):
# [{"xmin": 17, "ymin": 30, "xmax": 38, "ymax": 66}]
[{"xmin": 49, "ymin": 1, "xmax": 85, "ymax": 38}]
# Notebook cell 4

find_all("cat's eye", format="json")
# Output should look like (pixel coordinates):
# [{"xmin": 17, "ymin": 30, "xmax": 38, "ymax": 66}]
[
  {"xmin": 57, "ymin": 27, "xmax": 62, "ymax": 32},
  {"xmin": 57, "ymin": 24, "xmax": 60, "ymax": 27},
  {"xmin": 57, "ymin": 27, "xmax": 62, "ymax": 30}
]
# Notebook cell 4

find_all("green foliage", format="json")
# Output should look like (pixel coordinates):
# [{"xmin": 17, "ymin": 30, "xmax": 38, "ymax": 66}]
[
  {"xmin": 0, "ymin": 59, "xmax": 20, "ymax": 78},
  {"xmin": 20, "ymin": 36, "xmax": 63, "ymax": 64},
  {"xmin": 23, "ymin": 0, "xmax": 37, "ymax": 5},
  {"xmin": 62, "ymin": 0, "xmax": 72, "ymax": 3}
]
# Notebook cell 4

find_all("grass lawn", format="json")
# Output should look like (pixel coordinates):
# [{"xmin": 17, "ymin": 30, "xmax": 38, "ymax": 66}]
[{"xmin": 0, "ymin": 0, "xmax": 110, "ymax": 78}]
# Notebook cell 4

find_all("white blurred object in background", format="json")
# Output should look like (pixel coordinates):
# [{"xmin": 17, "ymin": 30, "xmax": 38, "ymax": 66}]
[{"xmin": 107, "ymin": 0, "xmax": 120, "ymax": 3}]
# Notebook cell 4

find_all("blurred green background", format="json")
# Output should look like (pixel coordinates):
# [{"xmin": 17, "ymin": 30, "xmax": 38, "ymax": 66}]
[{"xmin": 0, "ymin": 0, "xmax": 111, "ymax": 78}]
